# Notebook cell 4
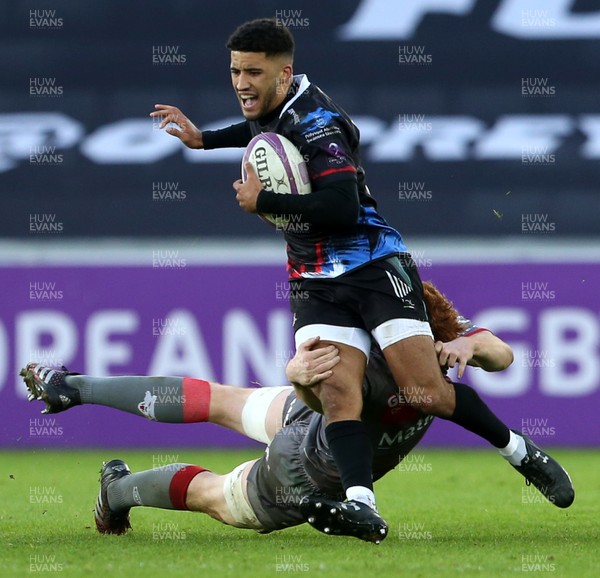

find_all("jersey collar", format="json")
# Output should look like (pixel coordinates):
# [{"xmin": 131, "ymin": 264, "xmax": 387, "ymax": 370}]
[{"xmin": 279, "ymin": 74, "xmax": 311, "ymax": 118}]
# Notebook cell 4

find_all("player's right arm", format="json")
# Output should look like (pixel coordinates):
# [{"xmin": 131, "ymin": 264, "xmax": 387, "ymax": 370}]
[{"xmin": 149, "ymin": 104, "xmax": 252, "ymax": 150}]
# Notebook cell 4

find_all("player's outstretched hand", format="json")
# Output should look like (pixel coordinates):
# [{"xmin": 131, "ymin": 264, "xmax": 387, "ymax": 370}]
[
  {"xmin": 150, "ymin": 104, "xmax": 203, "ymax": 149},
  {"xmin": 286, "ymin": 336, "xmax": 340, "ymax": 388}
]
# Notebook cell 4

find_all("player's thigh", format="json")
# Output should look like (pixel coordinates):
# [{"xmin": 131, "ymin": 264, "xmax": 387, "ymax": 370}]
[
  {"xmin": 264, "ymin": 388, "xmax": 295, "ymax": 440},
  {"xmin": 293, "ymin": 384, "xmax": 323, "ymax": 414},
  {"xmin": 312, "ymin": 340, "xmax": 367, "ymax": 421},
  {"xmin": 290, "ymin": 278, "xmax": 368, "ymax": 417},
  {"xmin": 381, "ymin": 334, "xmax": 455, "ymax": 416}
]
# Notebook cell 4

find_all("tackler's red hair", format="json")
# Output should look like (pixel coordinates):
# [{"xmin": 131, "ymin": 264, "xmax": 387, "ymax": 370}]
[{"xmin": 422, "ymin": 281, "xmax": 469, "ymax": 343}]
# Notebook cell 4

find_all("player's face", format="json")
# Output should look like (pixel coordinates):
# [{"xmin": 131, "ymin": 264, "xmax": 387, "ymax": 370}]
[{"xmin": 230, "ymin": 51, "xmax": 292, "ymax": 120}]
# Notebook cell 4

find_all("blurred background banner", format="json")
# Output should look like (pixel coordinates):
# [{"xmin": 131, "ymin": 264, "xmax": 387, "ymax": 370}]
[
  {"xmin": 1, "ymin": 0, "xmax": 599, "ymax": 238},
  {"xmin": 1, "ymin": 246, "xmax": 598, "ymax": 447},
  {"xmin": 2, "ymin": 1, "xmax": 599, "ymax": 448}
]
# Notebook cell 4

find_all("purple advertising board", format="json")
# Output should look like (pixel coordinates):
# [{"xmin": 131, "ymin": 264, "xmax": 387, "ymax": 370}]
[{"xmin": 1, "ymin": 251, "xmax": 599, "ymax": 448}]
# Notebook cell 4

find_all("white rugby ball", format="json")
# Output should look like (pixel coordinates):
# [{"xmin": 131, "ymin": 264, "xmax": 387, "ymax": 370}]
[{"xmin": 242, "ymin": 132, "xmax": 311, "ymax": 228}]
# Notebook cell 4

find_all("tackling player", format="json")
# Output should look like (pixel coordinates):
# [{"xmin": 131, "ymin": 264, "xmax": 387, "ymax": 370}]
[
  {"xmin": 21, "ymin": 283, "xmax": 574, "ymax": 543},
  {"xmin": 149, "ymin": 18, "xmax": 573, "ymax": 538}
]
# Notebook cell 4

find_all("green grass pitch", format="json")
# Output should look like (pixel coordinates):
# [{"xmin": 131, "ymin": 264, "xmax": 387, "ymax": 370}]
[{"xmin": 1, "ymin": 448, "xmax": 598, "ymax": 578}]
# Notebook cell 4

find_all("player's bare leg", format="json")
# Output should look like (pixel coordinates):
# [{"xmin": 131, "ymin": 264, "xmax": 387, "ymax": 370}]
[
  {"xmin": 381, "ymin": 335, "xmax": 574, "ymax": 508},
  {"xmin": 287, "ymin": 336, "xmax": 341, "ymax": 414},
  {"xmin": 291, "ymin": 340, "xmax": 388, "ymax": 542},
  {"xmin": 308, "ymin": 342, "xmax": 373, "ymax": 508},
  {"xmin": 381, "ymin": 335, "xmax": 455, "ymax": 416},
  {"xmin": 309, "ymin": 341, "xmax": 365, "ymax": 422},
  {"xmin": 383, "ymin": 334, "xmax": 527, "ymax": 458}
]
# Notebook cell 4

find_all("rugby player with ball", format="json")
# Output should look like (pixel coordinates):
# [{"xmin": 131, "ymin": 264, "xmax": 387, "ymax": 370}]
[{"xmin": 149, "ymin": 19, "xmax": 574, "ymax": 542}]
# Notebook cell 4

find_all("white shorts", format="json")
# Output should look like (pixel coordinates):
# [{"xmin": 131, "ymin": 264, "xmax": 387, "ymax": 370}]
[{"xmin": 295, "ymin": 319, "xmax": 433, "ymax": 359}]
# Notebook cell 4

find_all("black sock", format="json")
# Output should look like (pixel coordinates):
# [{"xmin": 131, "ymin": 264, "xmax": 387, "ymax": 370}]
[
  {"xmin": 449, "ymin": 382, "xmax": 510, "ymax": 448},
  {"xmin": 325, "ymin": 420, "xmax": 373, "ymax": 491}
]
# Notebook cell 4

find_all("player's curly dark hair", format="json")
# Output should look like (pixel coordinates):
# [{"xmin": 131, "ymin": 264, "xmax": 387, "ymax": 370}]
[
  {"xmin": 226, "ymin": 18, "xmax": 295, "ymax": 58},
  {"xmin": 422, "ymin": 281, "xmax": 469, "ymax": 343}
]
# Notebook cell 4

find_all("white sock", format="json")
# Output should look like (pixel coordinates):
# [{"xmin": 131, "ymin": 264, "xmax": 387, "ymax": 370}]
[
  {"xmin": 498, "ymin": 431, "xmax": 527, "ymax": 466},
  {"xmin": 346, "ymin": 486, "xmax": 377, "ymax": 510}
]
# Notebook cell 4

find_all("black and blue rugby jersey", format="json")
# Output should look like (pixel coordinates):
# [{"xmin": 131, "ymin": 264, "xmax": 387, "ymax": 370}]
[{"xmin": 205, "ymin": 74, "xmax": 408, "ymax": 279}]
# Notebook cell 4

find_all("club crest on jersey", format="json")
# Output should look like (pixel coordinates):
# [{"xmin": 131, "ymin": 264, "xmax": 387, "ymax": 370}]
[{"xmin": 300, "ymin": 107, "xmax": 340, "ymax": 132}]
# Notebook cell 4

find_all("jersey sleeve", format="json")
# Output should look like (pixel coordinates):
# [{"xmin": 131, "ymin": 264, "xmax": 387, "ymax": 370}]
[
  {"xmin": 202, "ymin": 121, "xmax": 252, "ymax": 149},
  {"xmin": 457, "ymin": 316, "xmax": 491, "ymax": 337},
  {"xmin": 256, "ymin": 179, "xmax": 359, "ymax": 228}
]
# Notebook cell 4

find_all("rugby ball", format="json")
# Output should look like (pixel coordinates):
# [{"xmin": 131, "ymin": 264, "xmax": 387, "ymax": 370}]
[{"xmin": 242, "ymin": 132, "xmax": 311, "ymax": 228}]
